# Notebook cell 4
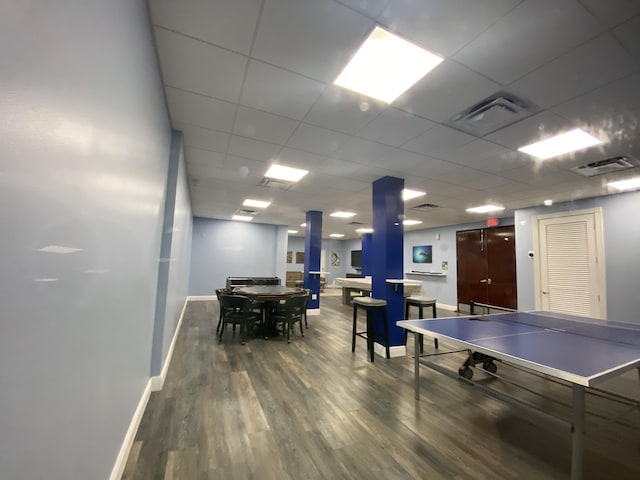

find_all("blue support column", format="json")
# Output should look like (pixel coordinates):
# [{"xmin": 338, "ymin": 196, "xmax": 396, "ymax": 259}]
[
  {"xmin": 372, "ymin": 176, "xmax": 405, "ymax": 350},
  {"xmin": 361, "ymin": 233, "xmax": 372, "ymax": 277},
  {"xmin": 303, "ymin": 210, "xmax": 322, "ymax": 312}
]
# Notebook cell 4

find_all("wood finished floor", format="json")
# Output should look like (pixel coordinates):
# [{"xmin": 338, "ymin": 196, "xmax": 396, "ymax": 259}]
[{"xmin": 122, "ymin": 293, "xmax": 640, "ymax": 479}]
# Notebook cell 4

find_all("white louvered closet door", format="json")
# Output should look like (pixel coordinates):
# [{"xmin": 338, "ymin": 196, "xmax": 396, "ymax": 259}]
[{"xmin": 538, "ymin": 213, "xmax": 601, "ymax": 317}]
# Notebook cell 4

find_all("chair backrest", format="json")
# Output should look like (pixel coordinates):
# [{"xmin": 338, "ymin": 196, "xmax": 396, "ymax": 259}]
[{"xmin": 219, "ymin": 293, "xmax": 252, "ymax": 312}]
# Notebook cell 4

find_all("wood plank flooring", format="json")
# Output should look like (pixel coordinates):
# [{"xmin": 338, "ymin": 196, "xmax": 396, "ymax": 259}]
[{"xmin": 122, "ymin": 293, "xmax": 640, "ymax": 479}]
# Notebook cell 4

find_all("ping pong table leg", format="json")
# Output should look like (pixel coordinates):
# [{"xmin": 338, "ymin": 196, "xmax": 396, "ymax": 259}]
[
  {"xmin": 414, "ymin": 331, "xmax": 420, "ymax": 400},
  {"xmin": 571, "ymin": 384, "xmax": 585, "ymax": 480}
]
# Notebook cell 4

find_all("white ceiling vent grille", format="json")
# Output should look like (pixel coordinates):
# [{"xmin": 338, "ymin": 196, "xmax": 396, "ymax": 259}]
[
  {"xmin": 570, "ymin": 155, "xmax": 639, "ymax": 177},
  {"xmin": 411, "ymin": 203, "xmax": 440, "ymax": 211},
  {"xmin": 236, "ymin": 208, "xmax": 259, "ymax": 216},
  {"xmin": 258, "ymin": 177, "xmax": 293, "ymax": 190},
  {"xmin": 448, "ymin": 92, "xmax": 538, "ymax": 136}
]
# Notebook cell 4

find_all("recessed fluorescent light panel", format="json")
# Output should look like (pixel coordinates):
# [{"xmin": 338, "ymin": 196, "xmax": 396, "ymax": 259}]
[
  {"xmin": 330, "ymin": 211, "xmax": 356, "ymax": 218},
  {"xmin": 330, "ymin": 233, "xmax": 345, "ymax": 238},
  {"xmin": 518, "ymin": 128, "xmax": 602, "ymax": 160},
  {"xmin": 232, "ymin": 215, "xmax": 253, "ymax": 222},
  {"xmin": 37, "ymin": 245, "xmax": 83, "ymax": 254},
  {"xmin": 300, "ymin": 223, "xmax": 307, "ymax": 227},
  {"xmin": 544, "ymin": 199, "xmax": 553, "ymax": 206},
  {"xmin": 402, "ymin": 189, "xmax": 426, "ymax": 201},
  {"xmin": 243, "ymin": 199, "xmax": 271, "ymax": 208},
  {"xmin": 608, "ymin": 177, "xmax": 640, "ymax": 191},
  {"xmin": 466, "ymin": 205, "xmax": 505, "ymax": 213},
  {"xmin": 288, "ymin": 230, "xmax": 298, "ymax": 234},
  {"xmin": 403, "ymin": 220, "xmax": 423, "ymax": 226},
  {"xmin": 356, "ymin": 228, "xmax": 374, "ymax": 234},
  {"xmin": 264, "ymin": 164, "xmax": 308, "ymax": 182},
  {"xmin": 334, "ymin": 26, "xmax": 443, "ymax": 103}
]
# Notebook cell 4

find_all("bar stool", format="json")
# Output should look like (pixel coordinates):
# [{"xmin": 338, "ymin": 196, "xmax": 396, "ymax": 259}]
[
  {"xmin": 404, "ymin": 296, "xmax": 438, "ymax": 353},
  {"xmin": 352, "ymin": 297, "xmax": 390, "ymax": 362}
]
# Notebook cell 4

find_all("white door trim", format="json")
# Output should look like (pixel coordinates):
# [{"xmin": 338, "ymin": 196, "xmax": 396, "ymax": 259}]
[{"xmin": 532, "ymin": 207, "xmax": 607, "ymax": 318}]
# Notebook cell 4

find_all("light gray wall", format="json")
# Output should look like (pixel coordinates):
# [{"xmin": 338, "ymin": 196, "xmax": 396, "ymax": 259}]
[
  {"xmin": 404, "ymin": 219, "xmax": 514, "ymax": 307},
  {"xmin": 189, "ymin": 218, "xmax": 287, "ymax": 294},
  {"xmin": 515, "ymin": 190, "xmax": 640, "ymax": 323},
  {"xmin": 151, "ymin": 132, "xmax": 193, "ymax": 376},
  {"xmin": 0, "ymin": 1, "xmax": 180, "ymax": 479}
]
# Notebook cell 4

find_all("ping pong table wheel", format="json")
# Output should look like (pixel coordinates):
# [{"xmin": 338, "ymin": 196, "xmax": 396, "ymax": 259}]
[
  {"xmin": 482, "ymin": 361, "xmax": 497, "ymax": 374},
  {"xmin": 458, "ymin": 366, "xmax": 473, "ymax": 379}
]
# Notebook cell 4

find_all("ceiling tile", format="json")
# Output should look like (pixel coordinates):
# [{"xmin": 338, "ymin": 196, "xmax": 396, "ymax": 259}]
[
  {"xmin": 240, "ymin": 60, "xmax": 326, "ymax": 120},
  {"xmin": 402, "ymin": 125, "xmax": 476, "ymax": 158},
  {"xmin": 550, "ymin": 72, "xmax": 640, "ymax": 138},
  {"xmin": 252, "ymin": 0, "xmax": 374, "ymax": 82},
  {"xmin": 174, "ymin": 123, "xmax": 230, "ymax": 153},
  {"xmin": 579, "ymin": 0, "xmax": 640, "ymax": 28},
  {"xmin": 286, "ymin": 123, "xmax": 351, "ymax": 156},
  {"xmin": 166, "ymin": 87, "xmax": 236, "ymax": 132},
  {"xmin": 394, "ymin": 60, "xmax": 501, "ymax": 123},
  {"xmin": 316, "ymin": 157, "xmax": 393, "ymax": 181},
  {"xmin": 154, "ymin": 28, "xmax": 247, "ymax": 102},
  {"xmin": 485, "ymin": 110, "xmax": 572, "ymax": 151},
  {"xmin": 509, "ymin": 33, "xmax": 638, "ymax": 108},
  {"xmin": 337, "ymin": 0, "xmax": 389, "ymax": 17},
  {"xmin": 377, "ymin": 0, "xmax": 520, "ymax": 57},
  {"xmin": 613, "ymin": 15, "xmax": 640, "ymax": 63},
  {"xmin": 402, "ymin": 156, "xmax": 466, "ymax": 179},
  {"xmin": 369, "ymin": 148, "xmax": 428, "ymax": 171},
  {"xmin": 227, "ymin": 136, "xmax": 281, "ymax": 162},
  {"xmin": 453, "ymin": 0, "xmax": 603, "ymax": 84},
  {"xmin": 305, "ymin": 86, "xmax": 386, "ymax": 135},
  {"xmin": 433, "ymin": 166, "xmax": 513, "ymax": 190},
  {"xmin": 276, "ymin": 147, "xmax": 327, "ymax": 170},
  {"xmin": 185, "ymin": 147, "xmax": 226, "ymax": 167},
  {"xmin": 233, "ymin": 106, "xmax": 299, "ymax": 144},
  {"xmin": 357, "ymin": 108, "xmax": 435, "ymax": 146},
  {"xmin": 149, "ymin": 0, "xmax": 262, "ymax": 54}
]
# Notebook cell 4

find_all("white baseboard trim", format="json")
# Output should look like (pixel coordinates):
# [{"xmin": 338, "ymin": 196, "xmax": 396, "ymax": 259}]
[
  {"xmin": 109, "ymin": 379, "xmax": 152, "ymax": 480},
  {"xmin": 187, "ymin": 295, "xmax": 217, "ymax": 301},
  {"xmin": 307, "ymin": 308, "xmax": 321, "ymax": 316},
  {"xmin": 374, "ymin": 342, "xmax": 406, "ymax": 358},
  {"xmin": 151, "ymin": 298, "xmax": 189, "ymax": 392},
  {"xmin": 437, "ymin": 303, "xmax": 457, "ymax": 312}
]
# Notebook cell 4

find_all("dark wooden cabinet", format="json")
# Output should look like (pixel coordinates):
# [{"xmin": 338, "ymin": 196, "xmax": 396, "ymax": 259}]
[{"xmin": 456, "ymin": 226, "xmax": 517, "ymax": 310}]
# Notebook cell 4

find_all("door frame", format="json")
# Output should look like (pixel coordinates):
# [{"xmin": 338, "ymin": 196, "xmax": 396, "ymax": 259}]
[{"xmin": 532, "ymin": 207, "xmax": 607, "ymax": 318}]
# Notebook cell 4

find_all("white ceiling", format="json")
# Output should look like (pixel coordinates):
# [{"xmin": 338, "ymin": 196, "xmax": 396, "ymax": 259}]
[{"xmin": 149, "ymin": 0, "xmax": 640, "ymax": 239}]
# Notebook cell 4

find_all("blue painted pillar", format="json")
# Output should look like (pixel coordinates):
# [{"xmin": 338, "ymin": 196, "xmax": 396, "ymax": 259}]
[
  {"xmin": 361, "ymin": 233, "xmax": 372, "ymax": 277},
  {"xmin": 372, "ymin": 176, "xmax": 404, "ymax": 348},
  {"xmin": 303, "ymin": 210, "xmax": 322, "ymax": 311}
]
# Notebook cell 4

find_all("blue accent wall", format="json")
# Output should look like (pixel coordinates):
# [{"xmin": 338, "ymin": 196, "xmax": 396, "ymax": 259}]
[
  {"xmin": 0, "ymin": 1, "xmax": 191, "ymax": 479},
  {"xmin": 189, "ymin": 218, "xmax": 287, "ymax": 294}
]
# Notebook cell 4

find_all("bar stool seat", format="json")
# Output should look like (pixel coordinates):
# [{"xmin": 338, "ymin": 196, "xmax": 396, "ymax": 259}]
[
  {"xmin": 404, "ymin": 296, "xmax": 438, "ymax": 352},
  {"xmin": 352, "ymin": 297, "xmax": 389, "ymax": 362}
]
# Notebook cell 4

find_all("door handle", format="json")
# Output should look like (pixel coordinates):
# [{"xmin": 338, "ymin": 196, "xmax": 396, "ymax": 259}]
[
  {"xmin": 479, "ymin": 279, "xmax": 487, "ymax": 283},
  {"xmin": 542, "ymin": 291, "xmax": 548, "ymax": 294},
  {"xmin": 487, "ymin": 278, "xmax": 492, "ymax": 284}
]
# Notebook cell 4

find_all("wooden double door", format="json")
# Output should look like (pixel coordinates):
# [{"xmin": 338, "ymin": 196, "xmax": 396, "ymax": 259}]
[{"xmin": 456, "ymin": 225, "xmax": 517, "ymax": 310}]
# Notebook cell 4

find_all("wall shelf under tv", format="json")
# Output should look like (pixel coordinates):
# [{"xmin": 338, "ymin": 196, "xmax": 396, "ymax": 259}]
[{"xmin": 406, "ymin": 271, "xmax": 447, "ymax": 277}]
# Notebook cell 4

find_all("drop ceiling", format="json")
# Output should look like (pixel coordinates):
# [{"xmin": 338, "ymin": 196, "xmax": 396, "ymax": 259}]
[{"xmin": 148, "ymin": 0, "xmax": 640, "ymax": 238}]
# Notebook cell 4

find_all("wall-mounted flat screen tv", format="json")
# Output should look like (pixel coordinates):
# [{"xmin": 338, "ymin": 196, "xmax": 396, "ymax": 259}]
[
  {"xmin": 351, "ymin": 250, "xmax": 362, "ymax": 268},
  {"xmin": 412, "ymin": 245, "xmax": 432, "ymax": 263}
]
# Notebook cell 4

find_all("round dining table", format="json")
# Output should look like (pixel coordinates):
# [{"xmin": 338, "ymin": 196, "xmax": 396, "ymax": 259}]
[{"xmin": 232, "ymin": 285, "xmax": 307, "ymax": 339}]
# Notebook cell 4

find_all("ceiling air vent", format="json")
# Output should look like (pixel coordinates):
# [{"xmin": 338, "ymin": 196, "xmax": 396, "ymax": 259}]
[
  {"xmin": 447, "ymin": 92, "xmax": 538, "ymax": 136},
  {"xmin": 258, "ymin": 177, "xmax": 293, "ymax": 190},
  {"xmin": 570, "ymin": 155, "xmax": 639, "ymax": 177},
  {"xmin": 411, "ymin": 203, "xmax": 440, "ymax": 210},
  {"xmin": 236, "ymin": 208, "xmax": 258, "ymax": 216}
]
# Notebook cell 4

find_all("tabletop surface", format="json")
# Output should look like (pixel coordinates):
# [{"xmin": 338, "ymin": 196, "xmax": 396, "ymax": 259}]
[
  {"xmin": 397, "ymin": 311, "xmax": 640, "ymax": 386},
  {"xmin": 234, "ymin": 285, "xmax": 304, "ymax": 297}
]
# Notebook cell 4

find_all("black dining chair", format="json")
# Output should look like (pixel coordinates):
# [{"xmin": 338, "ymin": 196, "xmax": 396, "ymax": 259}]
[
  {"xmin": 218, "ymin": 293, "xmax": 261, "ymax": 345},
  {"xmin": 215, "ymin": 288, "xmax": 236, "ymax": 334},
  {"xmin": 270, "ymin": 294, "xmax": 307, "ymax": 343}
]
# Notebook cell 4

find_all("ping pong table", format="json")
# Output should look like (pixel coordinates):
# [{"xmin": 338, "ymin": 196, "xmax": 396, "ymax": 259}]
[{"xmin": 397, "ymin": 310, "xmax": 640, "ymax": 480}]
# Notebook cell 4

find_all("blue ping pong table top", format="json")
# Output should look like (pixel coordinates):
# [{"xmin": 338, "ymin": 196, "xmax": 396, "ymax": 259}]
[{"xmin": 397, "ymin": 311, "xmax": 640, "ymax": 385}]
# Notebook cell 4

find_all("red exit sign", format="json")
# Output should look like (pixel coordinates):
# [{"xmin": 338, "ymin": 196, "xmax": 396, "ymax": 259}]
[{"xmin": 487, "ymin": 218, "xmax": 499, "ymax": 227}]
